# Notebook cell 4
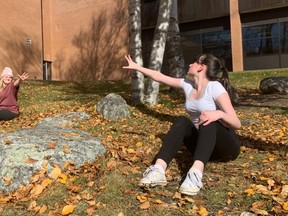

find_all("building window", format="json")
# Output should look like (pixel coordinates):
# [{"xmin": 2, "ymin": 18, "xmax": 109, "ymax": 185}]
[
  {"xmin": 243, "ymin": 20, "xmax": 288, "ymax": 56},
  {"xmin": 202, "ymin": 29, "xmax": 231, "ymax": 59},
  {"xmin": 242, "ymin": 23, "xmax": 279, "ymax": 56},
  {"xmin": 181, "ymin": 28, "xmax": 232, "ymax": 70}
]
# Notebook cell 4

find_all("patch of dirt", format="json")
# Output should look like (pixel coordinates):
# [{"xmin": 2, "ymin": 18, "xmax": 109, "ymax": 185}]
[{"xmin": 235, "ymin": 91, "xmax": 288, "ymax": 113}]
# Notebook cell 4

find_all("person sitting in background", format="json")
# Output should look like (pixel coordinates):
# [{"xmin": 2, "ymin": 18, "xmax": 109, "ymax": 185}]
[
  {"xmin": 123, "ymin": 54, "xmax": 241, "ymax": 196},
  {"xmin": 0, "ymin": 67, "xmax": 29, "ymax": 121}
]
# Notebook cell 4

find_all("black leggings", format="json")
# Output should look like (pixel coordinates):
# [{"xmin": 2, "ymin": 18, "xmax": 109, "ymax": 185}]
[
  {"xmin": 156, "ymin": 116, "xmax": 241, "ymax": 165},
  {"xmin": 0, "ymin": 109, "xmax": 19, "ymax": 120}
]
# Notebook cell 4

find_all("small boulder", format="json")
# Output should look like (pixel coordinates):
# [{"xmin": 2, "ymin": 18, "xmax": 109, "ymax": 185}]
[
  {"xmin": 259, "ymin": 76, "xmax": 288, "ymax": 94},
  {"xmin": 96, "ymin": 93, "xmax": 130, "ymax": 120},
  {"xmin": 231, "ymin": 86, "xmax": 240, "ymax": 104}
]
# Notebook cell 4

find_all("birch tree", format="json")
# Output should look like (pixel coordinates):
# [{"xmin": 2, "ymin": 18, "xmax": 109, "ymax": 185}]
[
  {"xmin": 128, "ymin": 0, "xmax": 145, "ymax": 104},
  {"xmin": 167, "ymin": 0, "xmax": 185, "ymax": 79},
  {"xmin": 145, "ymin": 0, "xmax": 172, "ymax": 106}
]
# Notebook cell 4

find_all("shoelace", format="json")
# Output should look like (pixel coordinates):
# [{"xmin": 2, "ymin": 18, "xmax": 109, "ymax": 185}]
[
  {"xmin": 187, "ymin": 172, "xmax": 202, "ymax": 189},
  {"xmin": 143, "ymin": 166, "xmax": 156, "ymax": 177}
]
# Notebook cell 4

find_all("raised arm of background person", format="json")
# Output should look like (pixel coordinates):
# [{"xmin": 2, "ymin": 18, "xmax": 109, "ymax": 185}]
[
  {"xmin": 123, "ymin": 55, "xmax": 182, "ymax": 89},
  {"xmin": 13, "ymin": 72, "xmax": 29, "ymax": 87}
]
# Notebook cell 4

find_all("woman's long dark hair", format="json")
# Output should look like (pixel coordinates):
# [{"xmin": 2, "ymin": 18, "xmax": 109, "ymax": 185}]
[{"xmin": 196, "ymin": 54, "xmax": 233, "ymax": 99}]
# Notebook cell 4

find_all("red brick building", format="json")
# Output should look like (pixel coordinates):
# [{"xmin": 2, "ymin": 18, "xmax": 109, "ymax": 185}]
[{"xmin": 0, "ymin": 0, "xmax": 129, "ymax": 81}]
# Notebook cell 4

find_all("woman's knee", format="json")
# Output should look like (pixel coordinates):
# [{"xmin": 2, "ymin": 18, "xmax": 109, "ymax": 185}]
[
  {"xmin": 174, "ymin": 116, "xmax": 191, "ymax": 125},
  {"xmin": 171, "ymin": 116, "xmax": 193, "ymax": 130}
]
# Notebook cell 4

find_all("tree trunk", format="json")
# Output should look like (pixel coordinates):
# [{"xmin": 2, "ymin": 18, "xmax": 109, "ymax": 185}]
[
  {"xmin": 145, "ymin": 0, "xmax": 172, "ymax": 106},
  {"xmin": 128, "ymin": 0, "xmax": 145, "ymax": 104},
  {"xmin": 167, "ymin": 0, "xmax": 185, "ymax": 79}
]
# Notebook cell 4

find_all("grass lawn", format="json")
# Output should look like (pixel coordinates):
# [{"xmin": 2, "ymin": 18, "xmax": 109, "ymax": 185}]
[{"xmin": 0, "ymin": 68, "xmax": 287, "ymax": 215}]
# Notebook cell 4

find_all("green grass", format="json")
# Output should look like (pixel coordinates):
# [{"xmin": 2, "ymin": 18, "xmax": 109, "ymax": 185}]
[{"xmin": 230, "ymin": 68, "xmax": 287, "ymax": 89}]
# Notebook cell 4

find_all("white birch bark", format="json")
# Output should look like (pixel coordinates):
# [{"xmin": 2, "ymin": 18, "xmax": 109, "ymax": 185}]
[
  {"xmin": 128, "ymin": 0, "xmax": 145, "ymax": 104},
  {"xmin": 145, "ymin": 0, "xmax": 172, "ymax": 106},
  {"xmin": 167, "ymin": 0, "xmax": 185, "ymax": 79}
]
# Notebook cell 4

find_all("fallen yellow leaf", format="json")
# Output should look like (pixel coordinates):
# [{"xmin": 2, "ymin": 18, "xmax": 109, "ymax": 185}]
[
  {"xmin": 283, "ymin": 202, "xmax": 288, "ymax": 211},
  {"xmin": 58, "ymin": 173, "xmax": 67, "ymax": 184},
  {"xmin": 28, "ymin": 200, "xmax": 37, "ymax": 210},
  {"xmin": 63, "ymin": 144, "xmax": 71, "ymax": 154},
  {"xmin": 244, "ymin": 188, "xmax": 255, "ymax": 196},
  {"xmin": 41, "ymin": 178, "xmax": 52, "ymax": 188},
  {"xmin": 198, "ymin": 206, "xmax": 209, "ymax": 216},
  {"xmin": 50, "ymin": 166, "xmax": 61, "ymax": 180},
  {"xmin": 2, "ymin": 137, "xmax": 12, "ymax": 145},
  {"xmin": 217, "ymin": 210, "xmax": 224, "ymax": 215},
  {"xmin": 127, "ymin": 148, "xmax": 135, "ymax": 154},
  {"xmin": 154, "ymin": 199, "xmax": 163, "ymax": 204},
  {"xmin": 136, "ymin": 195, "xmax": 147, "ymax": 203},
  {"xmin": 139, "ymin": 201, "xmax": 150, "ymax": 210},
  {"xmin": 61, "ymin": 204, "xmax": 76, "ymax": 215},
  {"xmin": 24, "ymin": 157, "xmax": 39, "ymax": 164},
  {"xmin": 0, "ymin": 198, "xmax": 11, "ymax": 203},
  {"xmin": 47, "ymin": 141, "xmax": 57, "ymax": 149},
  {"xmin": 251, "ymin": 208, "xmax": 269, "ymax": 215},
  {"xmin": 39, "ymin": 204, "xmax": 47, "ymax": 214},
  {"xmin": 30, "ymin": 174, "xmax": 40, "ymax": 183},
  {"xmin": 2, "ymin": 176, "xmax": 12, "ymax": 186},
  {"xmin": 135, "ymin": 141, "xmax": 143, "ymax": 147},
  {"xmin": 149, "ymin": 134, "xmax": 155, "ymax": 139},
  {"xmin": 30, "ymin": 184, "xmax": 44, "ymax": 196}
]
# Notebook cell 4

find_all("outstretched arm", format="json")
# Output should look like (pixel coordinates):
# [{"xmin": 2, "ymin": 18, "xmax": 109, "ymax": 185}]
[
  {"xmin": 14, "ymin": 72, "xmax": 29, "ymax": 87},
  {"xmin": 123, "ymin": 55, "xmax": 182, "ymax": 89}
]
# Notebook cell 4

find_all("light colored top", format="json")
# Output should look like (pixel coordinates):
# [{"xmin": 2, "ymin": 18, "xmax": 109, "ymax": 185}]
[{"xmin": 180, "ymin": 79, "xmax": 227, "ymax": 128}]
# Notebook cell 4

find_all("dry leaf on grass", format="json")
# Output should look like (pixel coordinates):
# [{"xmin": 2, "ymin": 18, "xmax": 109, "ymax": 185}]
[{"xmin": 61, "ymin": 204, "xmax": 76, "ymax": 215}]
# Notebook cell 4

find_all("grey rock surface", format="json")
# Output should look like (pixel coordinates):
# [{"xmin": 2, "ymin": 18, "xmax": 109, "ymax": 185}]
[
  {"xmin": 0, "ymin": 112, "xmax": 106, "ymax": 192},
  {"xmin": 259, "ymin": 76, "xmax": 288, "ymax": 94},
  {"xmin": 96, "ymin": 93, "xmax": 130, "ymax": 120}
]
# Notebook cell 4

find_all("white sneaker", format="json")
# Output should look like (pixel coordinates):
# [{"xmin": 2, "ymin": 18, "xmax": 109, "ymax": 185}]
[
  {"xmin": 178, "ymin": 169, "xmax": 203, "ymax": 196},
  {"xmin": 138, "ymin": 165, "xmax": 167, "ymax": 187}
]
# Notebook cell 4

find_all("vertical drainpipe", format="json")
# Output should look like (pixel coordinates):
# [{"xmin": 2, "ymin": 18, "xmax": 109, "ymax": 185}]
[
  {"xmin": 229, "ymin": 0, "xmax": 244, "ymax": 71},
  {"xmin": 40, "ymin": 0, "xmax": 45, "ymax": 80},
  {"xmin": 40, "ymin": 0, "xmax": 52, "ymax": 80}
]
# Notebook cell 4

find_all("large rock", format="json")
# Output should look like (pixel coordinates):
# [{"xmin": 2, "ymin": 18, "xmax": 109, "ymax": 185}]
[
  {"xmin": 231, "ymin": 86, "xmax": 240, "ymax": 104},
  {"xmin": 0, "ymin": 112, "xmax": 106, "ymax": 192},
  {"xmin": 96, "ymin": 93, "xmax": 130, "ymax": 120},
  {"xmin": 259, "ymin": 76, "xmax": 288, "ymax": 94}
]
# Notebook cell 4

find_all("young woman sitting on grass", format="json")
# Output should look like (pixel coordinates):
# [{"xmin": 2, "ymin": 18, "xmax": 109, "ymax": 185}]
[
  {"xmin": 0, "ymin": 67, "xmax": 29, "ymax": 121},
  {"xmin": 123, "ymin": 54, "xmax": 241, "ymax": 196}
]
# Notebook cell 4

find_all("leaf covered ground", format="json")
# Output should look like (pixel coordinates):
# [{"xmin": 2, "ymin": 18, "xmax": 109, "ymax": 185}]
[{"xmin": 0, "ymin": 69, "xmax": 287, "ymax": 216}]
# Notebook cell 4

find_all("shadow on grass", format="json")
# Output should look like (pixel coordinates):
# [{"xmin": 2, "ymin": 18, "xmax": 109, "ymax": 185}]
[{"xmin": 239, "ymin": 135, "xmax": 288, "ymax": 153}]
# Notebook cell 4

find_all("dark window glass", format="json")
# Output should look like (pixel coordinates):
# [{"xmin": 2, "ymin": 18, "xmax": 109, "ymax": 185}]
[
  {"xmin": 202, "ymin": 30, "xmax": 231, "ymax": 58},
  {"xmin": 243, "ymin": 23, "xmax": 280, "ymax": 56},
  {"xmin": 281, "ymin": 36, "xmax": 288, "ymax": 53},
  {"xmin": 181, "ymin": 29, "xmax": 232, "ymax": 70}
]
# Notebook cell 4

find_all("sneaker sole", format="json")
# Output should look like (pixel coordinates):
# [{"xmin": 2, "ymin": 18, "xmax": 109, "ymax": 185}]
[
  {"xmin": 138, "ymin": 181, "xmax": 167, "ymax": 188},
  {"xmin": 178, "ymin": 188, "xmax": 199, "ymax": 196}
]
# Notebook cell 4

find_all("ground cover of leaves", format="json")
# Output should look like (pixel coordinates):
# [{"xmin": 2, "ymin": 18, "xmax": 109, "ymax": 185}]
[{"xmin": 0, "ymin": 76, "xmax": 287, "ymax": 216}]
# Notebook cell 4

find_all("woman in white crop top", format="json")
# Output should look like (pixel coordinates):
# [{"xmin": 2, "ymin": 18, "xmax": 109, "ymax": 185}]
[{"xmin": 123, "ymin": 54, "xmax": 241, "ymax": 196}]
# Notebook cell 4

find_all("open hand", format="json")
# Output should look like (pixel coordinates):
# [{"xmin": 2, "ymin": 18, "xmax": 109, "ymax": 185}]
[
  {"xmin": 199, "ymin": 110, "xmax": 222, "ymax": 126},
  {"xmin": 18, "ymin": 72, "xmax": 29, "ymax": 81},
  {"xmin": 123, "ymin": 55, "xmax": 139, "ymax": 70}
]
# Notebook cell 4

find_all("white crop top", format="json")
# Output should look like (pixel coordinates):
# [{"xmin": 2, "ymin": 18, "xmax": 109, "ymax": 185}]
[{"xmin": 180, "ymin": 79, "xmax": 227, "ymax": 128}]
